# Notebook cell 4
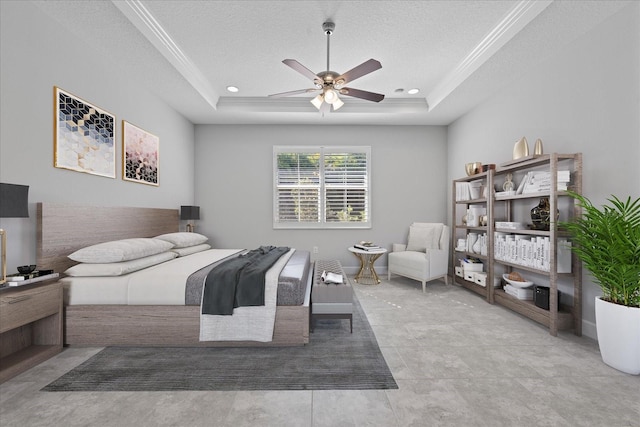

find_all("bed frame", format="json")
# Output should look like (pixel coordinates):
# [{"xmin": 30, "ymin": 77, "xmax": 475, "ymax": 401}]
[{"xmin": 36, "ymin": 202, "xmax": 311, "ymax": 347}]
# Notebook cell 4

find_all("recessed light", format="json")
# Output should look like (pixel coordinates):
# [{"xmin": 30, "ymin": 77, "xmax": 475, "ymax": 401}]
[
  {"xmin": 394, "ymin": 88, "xmax": 404, "ymax": 93},
  {"xmin": 226, "ymin": 86, "xmax": 239, "ymax": 93},
  {"xmin": 407, "ymin": 88, "xmax": 420, "ymax": 95}
]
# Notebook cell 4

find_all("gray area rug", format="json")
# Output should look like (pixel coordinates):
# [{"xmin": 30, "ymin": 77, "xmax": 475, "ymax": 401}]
[{"xmin": 43, "ymin": 294, "xmax": 397, "ymax": 391}]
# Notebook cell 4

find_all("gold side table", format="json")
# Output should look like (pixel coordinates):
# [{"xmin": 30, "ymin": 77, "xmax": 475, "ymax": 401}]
[{"xmin": 348, "ymin": 247, "xmax": 387, "ymax": 285}]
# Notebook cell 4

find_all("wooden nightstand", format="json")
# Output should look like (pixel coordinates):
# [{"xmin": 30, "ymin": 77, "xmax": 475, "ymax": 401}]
[{"xmin": 0, "ymin": 280, "xmax": 63, "ymax": 383}]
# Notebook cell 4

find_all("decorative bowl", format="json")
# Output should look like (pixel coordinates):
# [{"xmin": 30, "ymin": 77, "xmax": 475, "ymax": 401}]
[
  {"xmin": 465, "ymin": 162, "xmax": 483, "ymax": 176},
  {"xmin": 503, "ymin": 274, "xmax": 533, "ymax": 289},
  {"xmin": 17, "ymin": 264, "xmax": 37, "ymax": 275}
]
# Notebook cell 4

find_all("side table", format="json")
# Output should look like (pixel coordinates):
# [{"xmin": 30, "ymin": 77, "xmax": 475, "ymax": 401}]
[
  {"xmin": 0, "ymin": 280, "xmax": 63, "ymax": 383},
  {"xmin": 348, "ymin": 247, "xmax": 387, "ymax": 285}
]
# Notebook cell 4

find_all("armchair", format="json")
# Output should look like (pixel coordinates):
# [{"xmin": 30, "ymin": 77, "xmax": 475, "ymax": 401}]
[{"xmin": 387, "ymin": 222, "xmax": 449, "ymax": 292}]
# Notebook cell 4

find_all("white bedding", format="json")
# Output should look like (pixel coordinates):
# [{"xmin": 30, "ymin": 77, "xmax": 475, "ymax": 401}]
[{"xmin": 61, "ymin": 249, "xmax": 243, "ymax": 305}]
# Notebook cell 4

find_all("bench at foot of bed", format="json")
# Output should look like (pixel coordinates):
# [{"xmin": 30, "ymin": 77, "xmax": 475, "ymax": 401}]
[{"xmin": 311, "ymin": 260, "xmax": 353, "ymax": 333}]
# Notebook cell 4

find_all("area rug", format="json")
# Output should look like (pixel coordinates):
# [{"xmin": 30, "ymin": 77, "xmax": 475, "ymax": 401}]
[{"xmin": 42, "ymin": 294, "xmax": 397, "ymax": 391}]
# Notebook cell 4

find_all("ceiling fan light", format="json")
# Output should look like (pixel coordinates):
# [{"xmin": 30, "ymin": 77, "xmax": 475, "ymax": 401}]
[
  {"xmin": 332, "ymin": 97, "xmax": 344, "ymax": 111},
  {"xmin": 310, "ymin": 94, "xmax": 324, "ymax": 109},
  {"xmin": 324, "ymin": 88, "xmax": 338, "ymax": 104}
]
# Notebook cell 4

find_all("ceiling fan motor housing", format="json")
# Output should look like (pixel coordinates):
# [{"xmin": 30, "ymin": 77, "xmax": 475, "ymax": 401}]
[{"xmin": 322, "ymin": 21, "xmax": 335, "ymax": 35}]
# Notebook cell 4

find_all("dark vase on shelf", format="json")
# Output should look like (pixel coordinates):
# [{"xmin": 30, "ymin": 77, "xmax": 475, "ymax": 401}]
[{"xmin": 530, "ymin": 197, "xmax": 557, "ymax": 230}]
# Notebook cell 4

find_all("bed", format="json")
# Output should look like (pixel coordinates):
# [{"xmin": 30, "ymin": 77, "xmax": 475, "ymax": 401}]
[{"xmin": 36, "ymin": 202, "xmax": 312, "ymax": 347}]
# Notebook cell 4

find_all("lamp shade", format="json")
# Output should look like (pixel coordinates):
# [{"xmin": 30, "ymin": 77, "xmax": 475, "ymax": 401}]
[
  {"xmin": 180, "ymin": 205, "xmax": 200, "ymax": 220},
  {"xmin": 0, "ymin": 183, "xmax": 29, "ymax": 218}
]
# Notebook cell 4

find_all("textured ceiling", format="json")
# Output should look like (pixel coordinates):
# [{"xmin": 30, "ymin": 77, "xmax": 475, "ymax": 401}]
[{"xmin": 31, "ymin": 0, "xmax": 630, "ymax": 125}]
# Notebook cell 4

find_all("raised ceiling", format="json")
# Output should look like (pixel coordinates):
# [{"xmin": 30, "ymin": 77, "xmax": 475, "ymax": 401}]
[{"xmin": 33, "ymin": 0, "xmax": 630, "ymax": 125}]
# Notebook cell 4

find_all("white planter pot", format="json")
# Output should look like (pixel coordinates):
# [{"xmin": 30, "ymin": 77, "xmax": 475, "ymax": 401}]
[{"xmin": 595, "ymin": 296, "xmax": 640, "ymax": 375}]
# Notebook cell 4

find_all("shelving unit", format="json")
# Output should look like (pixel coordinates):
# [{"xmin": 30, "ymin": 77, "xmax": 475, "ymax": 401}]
[
  {"xmin": 452, "ymin": 153, "xmax": 582, "ymax": 336},
  {"xmin": 451, "ymin": 170, "xmax": 494, "ymax": 302}
]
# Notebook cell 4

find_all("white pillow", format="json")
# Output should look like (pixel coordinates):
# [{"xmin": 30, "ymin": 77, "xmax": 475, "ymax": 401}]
[
  {"xmin": 171, "ymin": 243, "xmax": 211, "ymax": 257},
  {"xmin": 65, "ymin": 251, "xmax": 178, "ymax": 276},
  {"xmin": 154, "ymin": 232, "xmax": 208, "ymax": 248},
  {"xmin": 406, "ymin": 225, "xmax": 436, "ymax": 252},
  {"xmin": 68, "ymin": 238, "xmax": 175, "ymax": 263}
]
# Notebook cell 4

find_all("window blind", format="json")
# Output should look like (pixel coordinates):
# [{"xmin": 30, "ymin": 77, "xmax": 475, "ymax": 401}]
[{"xmin": 274, "ymin": 146, "xmax": 371, "ymax": 229}]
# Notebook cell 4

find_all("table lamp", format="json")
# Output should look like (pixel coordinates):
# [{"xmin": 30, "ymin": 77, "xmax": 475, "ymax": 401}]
[
  {"xmin": 0, "ymin": 183, "xmax": 30, "ymax": 284},
  {"xmin": 180, "ymin": 205, "xmax": 200, "ymax": 232}
]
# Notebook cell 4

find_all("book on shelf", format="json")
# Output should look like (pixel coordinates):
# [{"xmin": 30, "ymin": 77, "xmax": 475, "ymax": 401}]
[
  {"xmin": 455, "ymin": 179, "xmax": 483, "ymax": 201},
  {"xmin": 321, "ymin": 270, "xmax": 344, "ymax": 284},
  {"xmin": 517, "ymin": 170, "xmax": 571, "ymax": 194}
]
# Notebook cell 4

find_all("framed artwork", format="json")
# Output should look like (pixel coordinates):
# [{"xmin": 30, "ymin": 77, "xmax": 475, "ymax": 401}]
[
  {"xmin": 122, "ymin": 121, "xmax": 159, "ymax": 186},
  {"xmin": 54, "ymin": 86, "xmax": 116, "ymax": 178}
]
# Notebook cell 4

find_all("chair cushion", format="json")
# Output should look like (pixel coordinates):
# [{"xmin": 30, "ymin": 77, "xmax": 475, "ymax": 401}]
[
  {"xmin": 406, "ymin": 224, "xmax": 440, "ymax": 252},
  {"xmin": 388, "ymin": 250, "xmax": 430, "ymax": 276}
]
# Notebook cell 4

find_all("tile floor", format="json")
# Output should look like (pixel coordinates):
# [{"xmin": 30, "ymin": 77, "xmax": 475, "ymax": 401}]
[{"xmin": 1, "ymin": 277, "xmax": 638, "ymax": 426}]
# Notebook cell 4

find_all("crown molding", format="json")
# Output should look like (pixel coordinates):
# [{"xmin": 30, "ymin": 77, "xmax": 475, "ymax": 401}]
[
  {"xmin": 216, "ymin": 97, "xmax": 429, "ymax": 114},
  {"xmin": 426, "ymin": 0, "xmax": 553, "ymax": 112},
  {"xmin": 111, "ymin": 0, "xmax": 219, "ymax": 110}
]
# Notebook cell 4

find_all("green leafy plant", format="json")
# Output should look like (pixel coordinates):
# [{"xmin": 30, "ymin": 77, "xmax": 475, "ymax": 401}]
[{"xmin": 561, "ymin": 192, "xmax": 640, "ymax": 307}]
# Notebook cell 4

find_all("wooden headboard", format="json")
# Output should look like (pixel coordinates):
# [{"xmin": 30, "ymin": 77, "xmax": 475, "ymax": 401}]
[{"xmin": 37, "ymin": 202, "xmax": 179, "ymax": 275}]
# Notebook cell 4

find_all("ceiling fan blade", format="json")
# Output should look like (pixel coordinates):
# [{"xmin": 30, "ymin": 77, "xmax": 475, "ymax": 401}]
[
  {"xmin": 282, "ymin": 59, "xmax": 321, "ymax": 83},
  {"xmin": 340, "ymin": 87, "xmax": 385, "ymax": 102},
  {"xmin": 336, "ymin": 59, "xmax": 382, "ymax": 84},
  {"xmin": 268, "ymin": 88, "xmax": 319, "ymax": 98}
]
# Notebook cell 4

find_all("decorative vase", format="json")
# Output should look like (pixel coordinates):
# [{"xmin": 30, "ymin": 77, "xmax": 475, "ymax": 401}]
[
  {"xmin": 467, "ymin": 233, "xmax": 478, "ymax": 253},
  {"xmin": 534, "ymin": 138, "xmax": 544, "ymax": 155},
  {"xmin": 530, "ymin": 197, "xmax": 558, "ymax": 230},
  {"xmin": 472, "ymin": 237, "xmax": 482, "ymax": 254},
  {"xmin": 513, "ymin": 137, "xmax": 529, "ymax": 160}
]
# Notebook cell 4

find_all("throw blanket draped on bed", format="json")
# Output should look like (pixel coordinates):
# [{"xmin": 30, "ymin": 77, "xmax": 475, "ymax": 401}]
[
  {"xmin": 201, "ymin": 246, "xmax": 291, "ymax": 315},
  {"xmin": 200, "ymin": 248, "xmax": 294, "ymax": 342}
]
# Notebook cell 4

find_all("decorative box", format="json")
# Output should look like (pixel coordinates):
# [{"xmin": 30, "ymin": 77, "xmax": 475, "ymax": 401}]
[
  {"xmin": 474, "ymin": 272, "xmax": 487, "ymax": 287},
  {"xmin": 455, "ymin": 266, "xmax": 464, "ymax": 278},
  {"xmin": 464, "ymin": 272, "xmax": 475, "ymax": 282},
  {"xmin": 462, "ymin": 262, "xmax": 483, "ymax": 272},
  {"xmin": 534, "ymin": 285, "xmax": 561, "ymax": 310}
]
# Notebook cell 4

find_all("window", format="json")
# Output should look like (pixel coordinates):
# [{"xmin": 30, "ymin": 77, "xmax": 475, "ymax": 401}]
[{"xmin": 274, "ymin": 146, "xmax": 371, "ymax": 229}]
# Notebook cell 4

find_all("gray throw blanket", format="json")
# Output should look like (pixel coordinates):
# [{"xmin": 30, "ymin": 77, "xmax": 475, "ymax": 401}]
[{"xmin": 201, "ymin": 246, "xmax": 290, "ymax": 315}]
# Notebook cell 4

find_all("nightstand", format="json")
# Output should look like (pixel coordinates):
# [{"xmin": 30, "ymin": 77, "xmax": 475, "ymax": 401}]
[{"xmin": 0, "ymin": 280, "xmax": 63, "ymax": 383}]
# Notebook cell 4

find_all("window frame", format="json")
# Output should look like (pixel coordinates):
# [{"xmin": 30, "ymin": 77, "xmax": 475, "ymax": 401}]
[{"xmin": 273, "ymin": 145, "xmax": 372, "ymax": 229}]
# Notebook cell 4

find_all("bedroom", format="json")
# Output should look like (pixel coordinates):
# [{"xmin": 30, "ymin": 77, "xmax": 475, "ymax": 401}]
[{"xmin": 1, "ymin": 1, "xmax": 638, "ymax": 425}]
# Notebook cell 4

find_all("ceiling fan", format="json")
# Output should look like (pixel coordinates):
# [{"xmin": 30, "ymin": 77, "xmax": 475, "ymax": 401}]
[{"xmin": 269, "ymin": 21, "xmax": 384, "ymax": 113}]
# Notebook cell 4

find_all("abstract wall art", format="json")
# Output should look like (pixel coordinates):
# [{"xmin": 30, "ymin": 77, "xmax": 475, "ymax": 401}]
[
  {"xmin": 122, "ymin": 121, "xmax": 159, "ymax": 186},
  {"xmin": 54, "ymin": 87, "xmax": 116, "ymax": 178}
]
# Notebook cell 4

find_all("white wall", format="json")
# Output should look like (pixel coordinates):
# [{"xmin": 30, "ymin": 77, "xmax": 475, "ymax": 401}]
[
  {"xmin": 194, "ymin": 124, "xmax": 448, "ymax": 271},
  {"xmin": 447, "ymin": 3, "xmax": 640, "ymax": 339},
  {"xmin": 0, "ymin": 1, "xmax": 195, "ymax": 271}
]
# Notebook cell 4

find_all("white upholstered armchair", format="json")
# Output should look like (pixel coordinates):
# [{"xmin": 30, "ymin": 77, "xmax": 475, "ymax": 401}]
[{"xmin": 387, "ymin": 223, "xmax": 450, "ymax": 292}]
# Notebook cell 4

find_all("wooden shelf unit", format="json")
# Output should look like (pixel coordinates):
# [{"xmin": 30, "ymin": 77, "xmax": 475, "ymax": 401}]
[
  {"xmin": 0, "ymin": 280, "xmax": 63, "ymax": 383},
  {"xmin": 452, "ymin": 153, "xmax": 582, "ymax": 336}
]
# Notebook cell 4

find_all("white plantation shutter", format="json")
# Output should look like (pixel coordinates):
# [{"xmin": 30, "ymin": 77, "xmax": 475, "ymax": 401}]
[
  {"xmin": 324, "ymin": 150, "xmax": 368, "ymax": 223},
  {"xmin": 274, "ymin": 146, "xmax": 371, "ymax": 229}
]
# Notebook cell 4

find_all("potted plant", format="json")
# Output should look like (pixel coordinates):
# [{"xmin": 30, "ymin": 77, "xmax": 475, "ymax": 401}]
[{"xmin": 561, "ymin": 192, "xmax": 640, "ymax": 375}]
